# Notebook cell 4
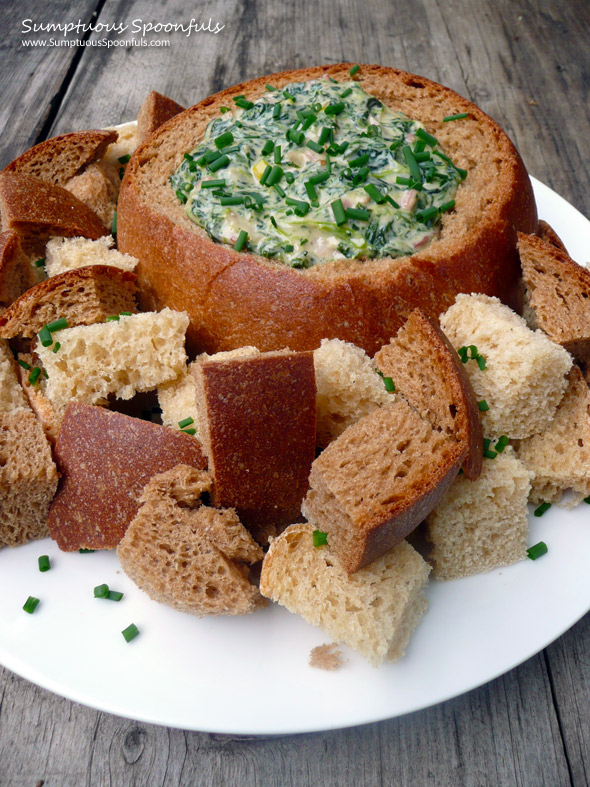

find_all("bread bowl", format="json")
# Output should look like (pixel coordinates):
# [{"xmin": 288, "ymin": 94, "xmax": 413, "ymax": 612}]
[{"xmin": 118, "ymin": 63, "xmax": 537, "ymax": 355}]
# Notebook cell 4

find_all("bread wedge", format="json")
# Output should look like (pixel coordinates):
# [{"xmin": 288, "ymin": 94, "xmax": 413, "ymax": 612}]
[
  {"xmin": 118, "ymin": 63, "xmax": 537, "ymax": 356},
  {"xmin": 45, "ymin": 235, "xmax": 137, "ymax": 277},
  {"xmin": 260, "ymin": 523, "xmax": 430, "ymax": 666},
  {"xmin": 137, "ymin": 90, "xmax": 185, "ymax": 143},
  {"xmin": 49, "ymin": 403, "xmax": 207, "ymax": 550},
  {"xmin": 65, "ymin": 162, "xmax": 119, "ymax": 228},
  {"xmin": 302, "ymin": 398, "xmax": 463, "ymax": 573},
  {"xmin": 17, "ymin": 351, "xmax": 61, "ymax": 443},
  {"xmin": 3, "ymin": 130, "xmax": 117, "ymax": 187},
  {"xmin": 0, "ymin": 232, "xmax": 37, "ymax": 307},
  {"xmin": 118, "ymin": 465, "xmax": 265, "ymax": 616},
  {"xmin": 537, "ymin": 220, "xmax": 567, "ymax": 253},
  {"xmin": 375, "ymin": 308, "xmax": 483, "ymax": 479}
]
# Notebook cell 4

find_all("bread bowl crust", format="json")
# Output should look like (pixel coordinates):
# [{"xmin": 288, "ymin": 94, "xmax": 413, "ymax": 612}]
[{"xmin": 118, "ymin": 63, "xmax": 538, "ymax": 355}]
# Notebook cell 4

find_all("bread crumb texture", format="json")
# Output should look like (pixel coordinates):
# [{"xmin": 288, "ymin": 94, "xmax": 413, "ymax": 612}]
[
  {"xmin": 426, "ymin": 447, "xmax": 531, "ymax": 580},
  {"xmin": 260, "ymin": 523, "xmax": 430, "ymax": 666},
  {"xmin": 36, "ymin": 308, "xmax": 188, "ymax": 410},
  {"xmin": 0, "ymin": 409, "xmax": 58, "ymax": 547},
  {"xmin": 440, "ymin": 293, "xmax": 572, "ymax": 438},
  {"xmin": 45, "ymin": 235, "xmax": 137, "ymax": 277},
  {"xmin": 0, "ymin": 339, "xmax": 29, "ymax": 412},
  {"xmin": 118, "ymin": 465, "xmax": 265, "ymax": 616},
  {"xmin": 309, "ymin": 643, "xmax": 346, "ymax": 671},
  {"xmin": 102, "ymin": 122, "xmax": 139, "ymax": 168},
  {"xmin": 514, "ymin": 366, "xmax": 590, "ymax": 506},
  {"xmin": 313, "ymin": 338, "xmax": 391, "ymax": 448}
]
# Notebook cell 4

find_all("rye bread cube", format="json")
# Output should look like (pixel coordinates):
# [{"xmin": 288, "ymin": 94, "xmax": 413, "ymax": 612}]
[
  {"xmin": 48, "ymin": 403, "xmax": 207, "ymax": 550},
  {"xmin": 193, "ymin": 350, "xmax": 316, "ymax": 530}
]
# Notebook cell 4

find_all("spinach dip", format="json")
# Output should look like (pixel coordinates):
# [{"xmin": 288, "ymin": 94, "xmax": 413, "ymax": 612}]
[{"xmin": 171, "ymin": 77, "xmax": 466, "ymax": 269}]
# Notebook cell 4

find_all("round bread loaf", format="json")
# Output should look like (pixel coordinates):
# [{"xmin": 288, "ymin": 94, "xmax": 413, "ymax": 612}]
[{"xmin": 118, "ymin": 63, "xmax": 537, "ymax": 355}]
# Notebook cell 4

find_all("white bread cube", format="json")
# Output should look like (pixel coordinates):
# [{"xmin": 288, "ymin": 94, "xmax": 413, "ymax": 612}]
[
  {"xmin": 440, "ymin": 294, "xmax": 572, "ymax": 438},
  {"xmin": 426, "ymin": 447, "xmax": 531, "ymax": 579},
  {"xmin": 45, "ymin": 235, "xmax": 137, "ymax": 277}
]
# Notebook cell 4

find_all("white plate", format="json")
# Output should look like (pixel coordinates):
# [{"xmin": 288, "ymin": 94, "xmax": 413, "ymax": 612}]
[{"xmin": 1, "ymin": 177, "xmax": 589, "ymax": 736}]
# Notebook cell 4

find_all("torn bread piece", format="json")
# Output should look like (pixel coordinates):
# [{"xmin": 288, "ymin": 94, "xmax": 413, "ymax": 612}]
[
  {"xmin": 513, "ymin": 366, "xmax": 590, "ymax": 506},
  {"xmin": 45, "ymin": 235, "xmax": 138, "ymax": 277},
  {"xmin": 0, "ymin": 232, "xmax": 37, "ymax": 308},
  {"xmin": 17, "ymin": 352, "xmax": 61, "ymax": 443},
  {"xmin": 375, "ymin": 309, "xmax": 483, "ymax": 479},
  {"xmin": 0, "ymin": 340, "xmax": 29, "ymax": 412},
  {"xmin": 425, "ymin": 447, "xmax": 531, "ymax": 579},
  {"xmin": 48, "ymin": 403, "xmax": 207, "ymax": 551},
  {"xmin": 118, "ymin": 465, "xmax": 265, "ymax": 616},
  {"xmin": 440, "ymin": 293, "xmax": 572, "ymax": 439},
  {"xmin": 260, "ymin": 523, "xmax": 430, "ymax": 666},
  {"xmin": 302, "ymin": 398, "xmax": 464, "ymax": 574},
  {"xmin": 65, "ymin": 162, "xmax": 119, "ymax": 228}
]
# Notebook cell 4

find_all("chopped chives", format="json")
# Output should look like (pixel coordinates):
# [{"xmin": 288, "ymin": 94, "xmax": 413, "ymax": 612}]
[
  {"xmin": 273, "ymin": 145, "xmax": 282, "ymax": 163},
  {"xmin": 477, "ymin": 354, "xmax": 487, "ymax": 371},
  {"xmin": 220, "ymin": 196, "xmax": 244, "ymax": 206},
  {"xmin": 178, "ymin": 417, "xmax": 194, "ymax": 428},
  {"xmin": 349, "ymin": 153, "xmax": 370, "ymax": 168},
  {"xmin": 312, "ymin": 529, "xmax": 329, "ymax": 547},
  {"xmin": 94, "ymin": 583, "xmax": 109, "ymax": 598},
  {"xmin": 234, "ymin": 230, "xmax": 248, "ymax": 252},
  {"xmin": 46, "ymin": 317, "xmax": 68, "ymax": 333},
  {"xmin": 413, "ymin": 140, "xmax": 426, "ymax": 153},
  {"xmin": 306, "ymin": 139, "xmax": 324, "ymax": 154},
  {"xmin": 287, "ymin": 129, "xmax": 305, "ymax": 145},
  {"xmin": 23, "ymin": 596, "xmax": 40, "ymax": 614},
  {"xmin": 477, "ymin": 400, "xmax": 489, "ymax": 411},
  {"xmin": 39, "ymin": 325, "xmax": 52, "ymax": 347},
  {"xmin": 272, "ymin": 103, "xmax": 282, "ymax": 119},
  {"xmin": 181, "ymin": 428, "xmax": 197, "ymax": 435},
  {"xmin": 402, "ymin": 146, "xmax": 422, "ymax": 181},
  {"xmin": 283, "ymin": 90, "xmax": 295, "ymax": 101},
  {"xmin": 18, "ymin": 359, "xmax": 31, "ymax": 370},
  {"xmin": 273, "ymin": 183, "xmax": 286, "ymax": 198},
  {"xmin": 415, "ymin": 206, "xmax": 439, "ymax": 223},
  {"xmin": 414, "ymin": 151, "xmax": 431, "ymax": 162},
  {"xmin": 527, "ymin": 541, "xmax": 548, "ymax": 560},
  {"xmin": 285, "ymin": 197, "xmax": 310, "ymax": 217},
  {"xmin": 345, "ymin": 207, "xmax": 371, "ymax": 221},
  {"xmin": 483, "ymin": 438, "xmax": 497, "ymax": 460},
  {"xmin": 309, "ymin": 170, "xmax": 330, "ymax": 185},
  {"xmin": 214, "ymin": 131, "xmax": 234, "ymax": 149},
  {"xmin": 208, "ymin": 154, "xmax": 230, "ymax": 172},
  {"xmin": 439, "ymin": 200, "xmax": 456, "ymax": 213},
  {"xmin": 324, "ymin": 102, "xmax": 345, "ymax": 116},
  {"xmin": 585, "ymin": 496, "xmax": 590, "ymax": 504},
  {"xmin": 285, "ymin": 171, "xmax": 295, "ymax": 184},
  {"xmin": 266, "ymin": 166, "xmax": 284, "ymax": 187},
  {"xmin": 220, "ymin": 106, "xmax": 230, "ymax": 114},
  {"xmin": 111, "ymin": 211, "xmax": 117, "ymax": 234},
  {"xmin": 377, "ymin": 371, "xmax": 395, "ymax": 392},
  {"xmin": 118, "ymin": 154, "xmax": 131, "ymax": 164},
  {"xmin": 495, "ymin": 435, "xmax": 509, "ymax": 453},
  {"xmin": 176, "ymin": 190, "xmax": 188, "ymax": 204},
  {"xmin": 534, "ymin": 502, "xmax": 552, "ymax": 517},
  {"xmin": 197, "ymin": 150, "xmax": 221, "ymax": 167},
  {"xmin": 79, "ymin": 548, "xmax": 95, "ymax": 553},
  {"xmin": 265, "ymin": 84, "xmax": 277, "ymax": 91},
  {"xmin": 331, "ymin": 199, "xmax": 346, "ymax": 226},
  {"xmin": 259, "ymin": 164, "xmax": 272, "ymax": 185},
  {"xmin": 107, "ymin": 590, "xmax": 124, "ymax": 602},
  {"xmin": 352, "ymin": 166, "xmax": 370, "ymax": 185},
  {"xmin": 396, "ymin": 176, "xmax": 414, "ymax": 186},
  {"xmin": 443, "ymin": 112, "xmax": 469, "ymax": 122},
  {"xmin": 305, "ymin": 181, "xmax": 318, "ymax": 201},
  {"xmin": 201, "ymin": 179, "xmax": 225, "ymax": 189},
  {"xmin": 349, "ymin": 64, "xmax": 360, "ymax": 77},
  {"xmin": 28, "ymin": 367, "xmax": 41, "ymax": 385},
  {"xmin": 318, "ymin": 127, "xmax": 332, "ymax": 146},
  {"xmin": 385, "ymin": 195, "xmax": 400, "ymax": 208},
  {"xmin": 364, "ymin": 184, "xmax": 386, "ymax": 204},
  {"xmin": 234, "ymin": 97, "xmax": 254, "ymax": 110},
  {"xmin": 432, "ymin": 149, "xmax": 468, "ymax": 180},
  {"xmin": 106, "ymin": 315, "xmax": 120, "ymax": 321},
  {"xmin": 35, "ymin": 258, "xmax": 46, "ymax": 268},
  {"xmin": 38, "ymin": 555, "xmax": 50, "ymax": 572},
  {"xmin": 416, "ymin": 127, "xmax": 438, "ymax": 147},
  {"xmin": 122, "ymin": 623, "xmax": 140, "ymax": 643},
  {"xmin": 341, "ymin": 87, "xmax": 353, "ymax": 98},
  {"xmin": 261, "ymin": 139, "xmax": 275, "ymax": 156}
]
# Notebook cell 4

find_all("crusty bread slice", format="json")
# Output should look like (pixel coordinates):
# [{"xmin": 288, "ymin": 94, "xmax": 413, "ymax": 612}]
[
  {"xmin": 0, "ymin": 232, "xmax": 37, "ymax": 308},
  {"xmin": 3, "ymin": 130, "xmax": 117, "ymax": 187},
  {"xmin": 0, "ymin": 340, "xmax": 29, "ymax": 412},
  {"xmin": 513, "ymin": 366, "xmax": 590, "ymax": 506},
  {"xmin": 194, "ymin": 350, "xmax": 316, "ymax": 529},
  {"xmin": 374, "ymin": 309, "xmax": 483, "ymax": 479},
  {"xmin": 17, "ymin": 351, "xmax": 61, "ymax": 443},
  {"xmin": 302, "ymin": 398, "xmax": 464, "ymax": 573},
  {"xmin": 425, "ymin": 447, "xmax": 531, "ymax": 579},
  {"xmin": 49, "ymin": 403, "xmax": 207, "ymax": 550},
  {"xmin": 313, "ymin": 338, "xmax": 392, "ymax": 448},
  {"xmin": 260, "ymin": 523, "xmax": 430, "ymax": 666},
  {"xmin": 35, "ymin": 308, "xmax": 188, "ymax": 412},
  {"xmin": 65, "ymin": 162, "xmax": 119, "ymax": 228},
  {"xmin": 0, "ymin": 408, "xmax": 58, "ymax": 547},
  {"xmin": 137, "ymin": 91, "xmax": 185, "ymax": 144},
  {"xmin": 118, "ymin": 465, "xmax": 265, "ymax": 616},
  {"xmin": 519, "ymin": 232, "xmax": 590, "ymax": 366},
  {"xmin": 440, "ymin": 293, "xmax": 572, "ymax": 439},
  {"xmin": 0, "ymin": 172, "xmax": 109, "ymax": 256},
  {"xmin": 537, "ymin": 220, "xmax": 567, "ymax": 253},
  {"xmin": 45, "ymin": 235, "xmax": 137, "ymax": 277},
  {"xmin": 0, "ymin": 265, "xmax": 137, "ymax": 340}
]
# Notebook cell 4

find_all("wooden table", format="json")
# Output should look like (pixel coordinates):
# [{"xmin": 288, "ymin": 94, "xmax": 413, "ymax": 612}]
[{"xmin": 1, "ymin": 1, "xmax": 589, "ymax": 784}]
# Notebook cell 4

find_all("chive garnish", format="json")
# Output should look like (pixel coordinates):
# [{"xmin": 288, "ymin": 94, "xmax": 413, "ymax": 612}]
[
  {"xmin": 341, "ymin": 87, "xmax": 353, "ymax": 98},
  {"xmin": 402, "ymin": 146, "xmax": 422, "ymax": 181},
  {"xmin": 122, "ymin": 624, "xmax": 140, "ymax": 643},
  {"xmin": 385, "ymin": 195, "xmax": 400, "ymax": 208},
  {"xmin": 233, "ymin": 97, "xmax": 254, "ymax": 110},
  {"xmin": 439, "ymin": 200, "xmax": 456, "ymax": 213},
  {"xmin": 18, "ymin": 359, "xmax": 31, "ymax": 370},
  {"xmin": 349, "ymin": 153, "xmax": 370, "ymax": 168},
  {"xmin": 285, "ymin": 197, "xmax": 310, "ymax": 217},
  {"xmin": 476, "ymin": 355, "xmax": 487, "ymax": 371},
  {"xmin": 214, "ymin": 131, "xmax": 234, "ymax": 149},
  {"xmin": 118, "ymin": 154, "xmax": 131, "ymax": 164},
  {"xmin": 495, "ymin": 435, "xmax": 509, "ymax": 453},
  {"xmin": 35, "ymin": 258, "xmax": 46, "ymax": 268},
  {"xmin": 273, "ymin": 183, "xmax": 286, "ymax": 198},
  {"xmin": 414, "ymin": 151, "xmax": 431, "ymax": 162},
  {"xmin": 313, "ymin": 529, "xmax": 329, "ymax": 547},
  {"xmin": 415, "ymin": 206, "xmax": 438, "ymax": 223},
  {"xmin": 106, "ymin": 315, "xmax": 120, "ymax": 322},
  {"xmin": 306, "ymin": 140, "xmax": 323, "ymax": 154},
  {"xmin": 283, "ymin": 90, "xmax": 295, "ymax": 102},
  {"xmin": 111, "ymin": 211, "xmax": 117, "ymax": 234},
  {"xmin": 331, "ymin": 199, "xmax": 346, "ymax": 226},
  {"xmin": 201, "ymin": 179, "xmax": 225, "ymax": 189},
  {"xmin": 477, "ymin": 400, "xmax": 489, "ymax": 411},
  {"xmin": 46, "ymin": 318, "xmax": 68, "ymax": 333},
  {"xmin": 534, "ymin": 502, "xmax": 552, "ymax": 517},
  {"xmin": 39, "ymin": 325, "xmax": 52, "ymax": 347},
  {"xmin": 376, "ymin": 370, "xmax": 395, "ymax": 392},
  {"xmin": 176, "ymin": 190, "xmax": 188, "ymax": 204},
  {"xmin": 305, "ymin": 181, "xmax": 318, "ymax": 201},
  {"xmin": 78, "ymin": 549, "xmax": 95, "ymax": 553},
  {"xmin": 178, "ymin": 417, "xmax": 194, "ymax": 429},
  {"xmin": 272, "ymin": 103, "xmax": 282, "ymax": 119},
  {"xmin": 259, "ymin": 164, "xmax": 272, "ymax": 185},
  {"xmin": 585, "ymin": 496, "xmax": 590, "ymax": 504},
  {"xmin": 220, "ymin": 196, "xmax": 244, "ymax": 206},
  {"xmin": 266, "ymin": 166, "xmax": 284, "ymax": 187},
  {"xmin": 432, "ymin": 149, "xmax": 468, "ymax": 180},
  {"xmin": 285, "ymin": 172, "xmax": 295, "ymax": 184},
  {"xmin": 265, "ymin": 84, "xmax": 277, "ymax": 91},
  {"xmin": 220, "ymin": 106, "xmax": 230, "ymax": 114},
  {"xmin": 108, "ymin": 591, "xmax": 124, "ymax": 602},
  {"xmin": 415, "ymin": 128, "xmax": 438, "ymax": 147},
  {"xmin": 234, "ymin": 230, "xmax": 248, "ymax": 252},
  {"xmin": 208, "ymin": 154, "xmax": 230, "ymax": 172},
  {"xmin": 309, "ymin": 170, "xmax": 330, "ymax": 185},
  {"xmin": 414, "ymin": 140, "xmax": 426, "ymax": 153},
  {"xmin": 349, "ymin": 64, "xmax": 360, "ymax": 77},
  {"xmin": 274, "ymin": 145, "xmax": 282, "ymax": 164},
  {"xmin": 38, "ymin": 555, "xmax": 50, "ymax": 572},
  {"xmin": 28, "ymin": 367, "xmax": 41, "ymax": 385},
  {"xmin": 324, "ymin": 102, "xmax": 345, "ymax": 116},
  {"xmin": 261, "ymin": 140, "xmax": 274, "ymax": 156},
  {"xmin": 527, "ymin": 541, "xmax": 548, "ymax": 560},
  {"xmin": 23, "ymin": 596, "xmax": 40, "ymax": 614},
  {"xmin": 443, "ymin": 112, "xmax": 469, "ymax": 122},
  {"xmin": 181, "ymin": 428, "xmax": 197, "ymax": 435},
  {"xmin": 364, "ymin": 184, "xmax": 386, "ymax": 204},
  {"xmin": 345, "ymin": 207, "xmax": 370, "ymax": 221},
  {"xmin": 287, "ymin": 129, "xmax": 305, "ymax": 145},
  {"xmin": 318, "ymin": 127, "xmax": 332, "ymax": 146},
  {"xmin": 483, "ymin": 438, "xmax": 497, "ymax": 460},
  {"xmin": 94, "ymin": 584, "xmax": 109, "ymax": 598}
]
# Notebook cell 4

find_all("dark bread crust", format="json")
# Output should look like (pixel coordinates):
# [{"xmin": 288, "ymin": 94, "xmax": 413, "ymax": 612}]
[
  {"xmin": 0, "ymin": 231, "xmax": 37, "ymax": 307},
  {"xmin": 137, "ymin": 91, "xmax": 185, "ymax": 144},
  {"xmin": 49, "ymin": 403, "xmax": 207, "ymax": 550},
  {"xmin": 118, "ymin": 63, "xmax": 537, "ymax": 355}
]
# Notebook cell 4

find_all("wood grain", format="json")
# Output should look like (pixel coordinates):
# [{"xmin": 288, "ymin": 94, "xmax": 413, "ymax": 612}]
[{"xmin": 0, "ymin": 0, "xmax": 589, "ymax": 783}]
